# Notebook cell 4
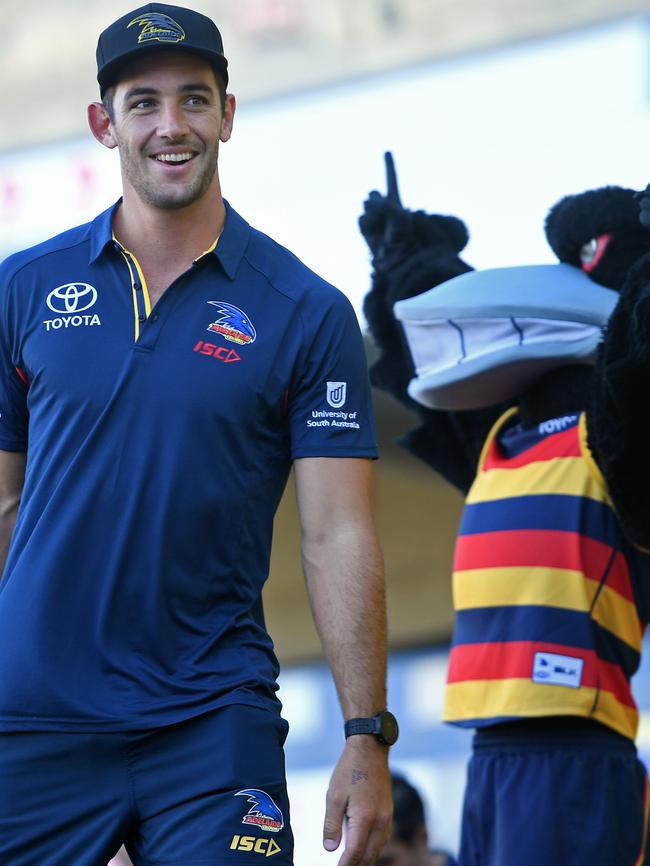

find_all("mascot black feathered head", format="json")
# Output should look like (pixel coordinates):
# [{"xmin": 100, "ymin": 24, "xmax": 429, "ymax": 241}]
[{"xmin": 545, "ymin": 185, "xmax": 649, "ymax": 291}]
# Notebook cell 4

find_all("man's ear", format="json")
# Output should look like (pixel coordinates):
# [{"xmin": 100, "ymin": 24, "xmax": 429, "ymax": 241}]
[
  {"xmin": 87, "ymin": 102, "xmax": 118, "ymax": 149},
  {"xmin": 220, "ymin": 93, "xmax": 236, "ymax": 144}
]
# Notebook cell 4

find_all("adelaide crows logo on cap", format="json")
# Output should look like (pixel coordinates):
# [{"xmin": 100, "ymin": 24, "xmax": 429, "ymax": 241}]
[
  {"xmin": 207, "ymin": 301, "xmax": 257, "ymax": 346},
  {"xmin": 235, "ymin": 789, "xmax": 284, "ymax": 833},
  {"xmin": 127, "ymin": 12, "xmax": 186, "ymax": 44}
]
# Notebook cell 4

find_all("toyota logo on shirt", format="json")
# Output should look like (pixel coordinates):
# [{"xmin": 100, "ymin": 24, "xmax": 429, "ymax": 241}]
[{"xmin": 46, "ymin": 283, "xmax": 98, "ymax": 314}]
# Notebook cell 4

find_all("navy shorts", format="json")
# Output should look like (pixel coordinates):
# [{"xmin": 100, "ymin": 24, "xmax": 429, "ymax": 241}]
[
  {"xmin": 0, "ymin": 704, "xmax": 294, "ymax": 866},
  {"xmin": 458, "ymin": 720, "xmax": 650, "ymax": 866}
]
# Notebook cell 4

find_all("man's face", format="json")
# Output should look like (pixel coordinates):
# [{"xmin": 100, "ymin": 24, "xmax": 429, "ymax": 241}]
[{"xmin": 107, "ymin": 51, "xmax": 233, "ymax": 210}]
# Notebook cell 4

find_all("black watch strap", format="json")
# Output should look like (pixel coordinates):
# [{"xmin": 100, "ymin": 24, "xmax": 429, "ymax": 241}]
[
  {"xmin": 344, "ymin": 710, "xmax": 399, "ymax": 745},
  {"xmin": 344, "ymin": 717, "xmax": 377, "ymax": 737}
]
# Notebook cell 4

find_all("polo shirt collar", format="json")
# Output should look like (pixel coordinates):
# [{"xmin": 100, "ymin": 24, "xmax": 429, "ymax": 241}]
[
  {"xmin": 87, "ymin": 198, "xmax": 250, "ymax": 280},
  {"xmin": 211, "ymin": 200, "xmax": 250, "ymax": 280},
  {"xmin": 88, "ymin": 200, "xmax": 121, "ymax": 264}
]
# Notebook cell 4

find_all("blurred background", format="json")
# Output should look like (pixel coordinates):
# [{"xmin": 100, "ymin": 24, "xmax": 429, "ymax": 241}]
[{"xmin": 4, "ymin": 0, "xmax": 650, "ymax": 862}]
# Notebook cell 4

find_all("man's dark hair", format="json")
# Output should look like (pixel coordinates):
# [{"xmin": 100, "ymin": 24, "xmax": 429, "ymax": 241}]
[
  {"xmin": 391, "ymin": 773, "xmax": 426, "ymax": 845},
  {"xmin": 102, "ymin": 86, "xmax": 116, "ymax": 121},
  {"xmin": 214, "ymin": 73, "xmax": 227, "ymax": 111},
  {"xmin": 101, "ymin": 70, "xmax": 227, "ymax": 121}
]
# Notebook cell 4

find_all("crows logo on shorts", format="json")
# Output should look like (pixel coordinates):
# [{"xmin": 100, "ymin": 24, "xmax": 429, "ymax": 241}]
[{"xmin": 235, "ymin": 789, "xmax": 284, "ymax": 833}]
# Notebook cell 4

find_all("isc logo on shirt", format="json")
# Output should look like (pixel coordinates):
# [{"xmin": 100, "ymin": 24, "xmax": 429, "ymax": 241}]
[{"xmin": 230, "ymin": 835, "xmax": 281, "ymax": 857}]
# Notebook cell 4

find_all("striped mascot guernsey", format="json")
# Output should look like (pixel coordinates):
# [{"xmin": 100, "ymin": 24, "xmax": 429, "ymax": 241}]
[{"xmin": 360, "ymin": 154, "xmax": 650, "ymax": 866}]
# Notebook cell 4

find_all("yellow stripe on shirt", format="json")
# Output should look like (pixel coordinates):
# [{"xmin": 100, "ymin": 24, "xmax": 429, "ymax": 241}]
[
  {"xmin": 443, "ymin": 678, "xmax": 638, "ymax": 739},
  {"xmin": 466, "ymin": 455, "xmax": 611, "ymax": 505},
  {"xmin": 453, "ymin": 566, "xmax": 642, "ymax": 651}
]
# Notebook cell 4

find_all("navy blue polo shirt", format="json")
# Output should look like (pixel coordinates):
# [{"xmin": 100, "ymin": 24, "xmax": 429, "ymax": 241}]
[{"xmin": 0, "ymin": 200, "xmax": 377, "ymax": 731}]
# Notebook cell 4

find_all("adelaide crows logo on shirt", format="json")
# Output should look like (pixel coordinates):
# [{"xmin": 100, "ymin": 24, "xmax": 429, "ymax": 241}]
[
  {"xmin": 127, "ymin": 12, "xmax": 186, "ymax": 44},
  {"xmin": 235, "ymin": 789, "xmax": 284, "ymax": 833},
  {"xmin": 207, "ymin": 301, "xmax": 257, "ymax": 346}
]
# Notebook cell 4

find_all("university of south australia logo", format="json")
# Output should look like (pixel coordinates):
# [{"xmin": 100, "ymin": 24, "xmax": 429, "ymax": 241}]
[{"xmin": 326, "ymin": 381, "xmax": 347, "ymax": 408}]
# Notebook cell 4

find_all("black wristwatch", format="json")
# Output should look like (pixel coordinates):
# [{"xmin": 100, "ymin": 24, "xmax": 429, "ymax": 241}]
[{"xmin": 344, "ymin": 710, "xmax": 399, "ymax": 746}]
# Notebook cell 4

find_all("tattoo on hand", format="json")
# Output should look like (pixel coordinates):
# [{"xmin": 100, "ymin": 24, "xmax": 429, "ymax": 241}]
[{"xmin": 352, "ymin": 769, "xmax": 369, "ymax": 785}]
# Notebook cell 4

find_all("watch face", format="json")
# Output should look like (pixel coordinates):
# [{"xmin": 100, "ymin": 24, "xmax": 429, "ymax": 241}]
[{"xmin": 379, "ymin": 711, "xmax": 399, "ymax": 745}]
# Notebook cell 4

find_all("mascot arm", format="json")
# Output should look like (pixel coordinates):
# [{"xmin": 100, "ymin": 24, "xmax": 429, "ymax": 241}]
[
  {"xmin": 360, "ymin": 153, "xmax": 497, "ymax": 493},
  {"xmin": 360, "ymin": 152, "xmax": 472, "ymax": 406},
  {"xmin": 587, "ymin": 253, "xmax": 650, "ymax": 547},
  {"xmin": 399, "ymin": 405, "xmax": 503, "ymax": 494}
]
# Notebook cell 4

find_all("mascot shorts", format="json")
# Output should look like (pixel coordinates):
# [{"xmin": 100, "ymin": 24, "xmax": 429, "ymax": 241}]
[
  {"xmin": 458, "ymin": 719, "xmax": 649, "ymax": 866},
  {"xmin": 0, "ymin": 704, "xmax": 293, "ymax": 866}
]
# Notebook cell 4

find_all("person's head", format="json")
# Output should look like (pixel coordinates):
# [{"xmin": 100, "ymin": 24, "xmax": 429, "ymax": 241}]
[
  {"xmin": 376, "ymin": 773, "xmax": 430, "ymax": 866},
  {"xmin": 87, "ymin": 4, "xmax": 235, "ymax": 212},
  {"xmin": 377, "ymin": 774, "xmax": 457, "ymax": 866}
]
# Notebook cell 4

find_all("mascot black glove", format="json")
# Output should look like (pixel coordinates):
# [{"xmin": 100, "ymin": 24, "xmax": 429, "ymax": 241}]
[
  {"xmin": 637, "ymin": 182, "xmax": 650, "ymax": 232},
  {"xmin": 359, "ymin": 152, "xmax": 417, "ymax": 271}
]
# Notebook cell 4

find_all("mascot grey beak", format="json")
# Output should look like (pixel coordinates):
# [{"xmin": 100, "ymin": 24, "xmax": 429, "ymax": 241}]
[{"xmin": 394, "ymin": 263, "xmax": 619, "ymax": 411}]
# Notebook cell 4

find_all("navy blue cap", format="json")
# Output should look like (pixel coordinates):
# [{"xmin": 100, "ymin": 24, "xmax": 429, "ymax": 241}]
[{"xmin": 96, "ymin": 3, "xmax": 229, "ymax": 96}]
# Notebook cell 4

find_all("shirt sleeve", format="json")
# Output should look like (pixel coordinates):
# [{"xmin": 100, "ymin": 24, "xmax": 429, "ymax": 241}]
[
  {"xmin": 0, "ymin": 266, "xmax": 29, "ymax": 452},
  {"xmin": 289, "ymin": 288, "xmax": 378, "ymax": 460}
]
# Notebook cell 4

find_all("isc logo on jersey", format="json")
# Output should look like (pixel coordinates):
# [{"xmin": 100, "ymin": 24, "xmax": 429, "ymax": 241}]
[
  {"xmin": 43, "ymin": 283, "xmax": 101, "ymax": 332},
  {"xmin": 230, "ymin": 836, "xmax": 282, "ymax": 857}
]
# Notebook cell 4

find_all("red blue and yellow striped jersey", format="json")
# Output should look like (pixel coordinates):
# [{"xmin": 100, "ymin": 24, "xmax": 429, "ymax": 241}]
[{"xmin": 443, "ymin": 408, "xmax": 650, "ymax": 740}]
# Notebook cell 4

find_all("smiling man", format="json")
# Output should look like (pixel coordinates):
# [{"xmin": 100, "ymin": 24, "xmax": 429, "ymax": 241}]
[{"xmin": 0, "ymin": 5, "xmax": 395, "ymax": 866}]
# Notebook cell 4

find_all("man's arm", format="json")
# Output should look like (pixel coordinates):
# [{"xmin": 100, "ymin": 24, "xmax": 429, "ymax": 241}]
[
  {"xmin": 294, "ymin": 456, "xmax": 392, "ymax": 866},
  {"xmin": 0, "ymin": 450, "xmax": 26, "ymax": 577}
]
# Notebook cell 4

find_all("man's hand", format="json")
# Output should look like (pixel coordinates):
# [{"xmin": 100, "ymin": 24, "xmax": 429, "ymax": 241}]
[
  {"xmin": 323, "ymin": 736, "xmax": 392, "ymax": 866},
  {"xmin": 295, "ymin": 456, "xmax": 391, "ymax": 863}
]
